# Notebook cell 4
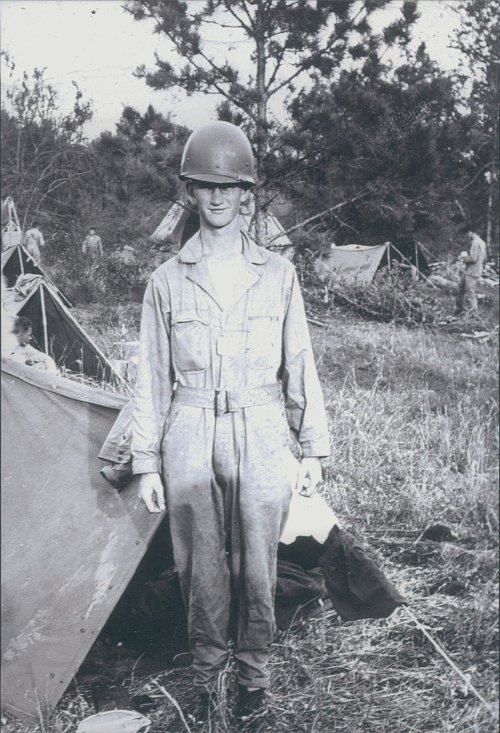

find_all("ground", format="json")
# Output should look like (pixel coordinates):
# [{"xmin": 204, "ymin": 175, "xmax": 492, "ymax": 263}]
[{"xmin": 2, "ymin": 300, "xmax": 498, "ymax": 733}]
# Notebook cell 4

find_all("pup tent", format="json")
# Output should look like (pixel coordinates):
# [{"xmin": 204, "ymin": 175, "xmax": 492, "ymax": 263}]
[
  {"xmin": 1, "ymin": 244, "xmax": 71, "ymax": 306},
  {"xmin": 315, "ymin": 240, "xmax": 430, "ymax": 286},
  {"xmin": 1, "ymin": 275, "xmax": 126, "ymax": 387},
  {"xmin": 1, "ymin": 358, "xmax": 406, "ymax": 724},
  {"xmin": 150, "ymin": 200, "xmax": 293, "ymax": 253}
]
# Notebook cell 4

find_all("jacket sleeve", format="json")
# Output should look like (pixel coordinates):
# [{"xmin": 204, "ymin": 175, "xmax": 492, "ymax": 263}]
[
  {"xmin": 131, "ymin": 273, "xmax": 174, "ymax": 474},
  {"xmin": 280, "ymin": 267, "xmax": 330, "ymax": 458},
  {"xmin": 464, "ymin": 238, "xmax": 480, "ymax": 264}
]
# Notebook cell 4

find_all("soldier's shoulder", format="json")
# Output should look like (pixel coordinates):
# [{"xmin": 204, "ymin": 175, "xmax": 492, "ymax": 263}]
[
  {"xmin": 149, "ymin": 252, "xmax": 183, "ymax": 281},
  {"xmin": 264, "ymin": 249, "xmax": 297, "ymax": 276}
]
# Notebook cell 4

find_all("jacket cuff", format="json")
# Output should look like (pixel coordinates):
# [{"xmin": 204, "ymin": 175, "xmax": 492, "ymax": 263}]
[
  {"xmin": 132, "ymin": 457, "xmax": 161, "ymax": 475},
  {"xmin": 300, "ymin": 440, "xmax": 330, "ymax": 459}
]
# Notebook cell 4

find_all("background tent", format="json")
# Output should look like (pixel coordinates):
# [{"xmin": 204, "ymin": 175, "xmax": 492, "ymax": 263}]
[
  {"xmin": 1, "ymin": 244, "xmax": 71, "ymax": 305},
  {"xmin": 316, "ymin": 240, "xmax": 430, "ymax": 285},
  {"xmin": 2, "ymin": 277, "xmax": 126, "ymax": 387},
  {"xmin": 1, "ymin": 359, "xmax": 165, "ymax": 722},
  {"xmin": 150, "ymin": 200, "xmax": 293, "ymax": 252}
]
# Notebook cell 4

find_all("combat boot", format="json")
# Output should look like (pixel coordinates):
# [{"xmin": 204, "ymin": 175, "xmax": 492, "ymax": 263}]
[{"xmin": 236, "ymin": 685, "xmax": 267, "ymax": 728}]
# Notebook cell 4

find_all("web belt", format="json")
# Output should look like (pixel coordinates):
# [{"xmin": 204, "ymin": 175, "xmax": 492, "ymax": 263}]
[{"xmin": 174, "ymin": 383, "xmax": 281, "ymax": 417}]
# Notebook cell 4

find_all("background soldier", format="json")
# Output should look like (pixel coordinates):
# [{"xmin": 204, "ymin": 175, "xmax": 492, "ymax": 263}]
[
  {"xmin": 24, "ymin": 222, "xmax": 45, "ymax": 264},
  {"xmin": 131, "ymin": 121, "xmax": 330, "ymax": 726},
  {"xmin": 82, "ymin": 227, "xmax": 103, "ymax": 266},
  {"xmin": 455, "ymin": 225, "xmax": 487, "ymax": 316}
]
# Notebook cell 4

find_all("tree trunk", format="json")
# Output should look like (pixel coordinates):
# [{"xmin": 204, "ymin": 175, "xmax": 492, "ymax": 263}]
[
  {"xmin": 485, "ymin": 112, "xmax": 499, "ymax": 261},
  {"xmin": 254, "ymin": 0, "xmax": 267, "ymax": 247}
]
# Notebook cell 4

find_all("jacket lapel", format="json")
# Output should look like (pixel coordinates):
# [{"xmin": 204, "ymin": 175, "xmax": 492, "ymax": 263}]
[{"xmin": 179, "ymin": 231, "xmax": 267, "ymax": 312}]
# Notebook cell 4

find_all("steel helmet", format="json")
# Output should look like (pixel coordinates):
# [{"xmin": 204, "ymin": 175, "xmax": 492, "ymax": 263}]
[{"xmin": 180, "ymin": 121, "xmax": 255, "ymax": 185}]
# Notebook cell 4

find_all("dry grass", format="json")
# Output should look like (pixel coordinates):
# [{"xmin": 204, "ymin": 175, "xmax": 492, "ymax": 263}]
[{"xmin": 3, "ymin": 312, "xmax": 498, "ymax": 733}]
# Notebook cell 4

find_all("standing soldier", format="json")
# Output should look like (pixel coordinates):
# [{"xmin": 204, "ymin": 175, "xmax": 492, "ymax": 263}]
[
  {"xmin": 131, "ymin": 121, "xmax": 330, "ymax": 725},
  {"xmin": 82, "ymin": 227, "xmax": 103, "ymax": 267},
  {"xmin": 455, "ymin": 225, "xmax": 488, "ymax": 316},
  {"xmin": 24, "ymin": 222, "xmax": 45, "ymax": 265}
]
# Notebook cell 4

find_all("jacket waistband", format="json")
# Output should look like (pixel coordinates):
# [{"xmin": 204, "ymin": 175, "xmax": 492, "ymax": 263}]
[{"xmin": 174, "ymin": 383, "xmax": 281, "ymax": 416}]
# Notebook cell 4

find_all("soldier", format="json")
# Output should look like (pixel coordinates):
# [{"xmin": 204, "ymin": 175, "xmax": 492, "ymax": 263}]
[
  {"xmin": 82, "ymin": 227, "xmax": 103, "ymax": 267},
  {"xmin": 24, "ymin": 222, "xmax": 45, "ymax": 264},
  {"xmin": 131, "ymin": 121, "xmax": 330, "ymax": 725},
  {"xmin": 455, "ymin": 226, "xmax": 487, "ymax": 316}
]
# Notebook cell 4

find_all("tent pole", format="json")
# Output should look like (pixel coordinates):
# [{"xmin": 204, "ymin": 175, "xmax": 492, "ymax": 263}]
[
  {"xmin": 18, "ymin": 246, "xmax": 25, "ymax": 276},
  {"xmin": 387, "ymin": 243, "xmax": 391, "ymax": 271},
  {"xmin": 415, "ymin": 241, "xmax": 419, "ymax": 273},
  {"xmin": 40, "ymin": 284, "xmax": 49, "ymax": 354},
  {"xmin": 390, "ymin": 244, "xmax": 438, "ymax": 289}
]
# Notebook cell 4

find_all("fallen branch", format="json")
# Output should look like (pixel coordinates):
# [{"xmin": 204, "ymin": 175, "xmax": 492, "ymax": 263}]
[{"xmin": 268, "ymin": 193, "xmax": 369, "ymax": 244}]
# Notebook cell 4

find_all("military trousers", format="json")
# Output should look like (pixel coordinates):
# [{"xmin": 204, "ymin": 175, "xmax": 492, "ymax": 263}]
[
  {"xmin": 160, "ymin": 391, "xmax": 297, "ymax": 690},
  {"xmin": 456, "ymin": 273, "xmax": 479, "ymax": 313}
]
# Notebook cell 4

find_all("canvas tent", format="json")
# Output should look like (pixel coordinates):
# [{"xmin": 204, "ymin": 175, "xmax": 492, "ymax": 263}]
[
  {"xmin": 2, "ymin": 276, "xmax": 125, "ymax": 387},
  {"xmin": 315, "ymin": 240, "xmax": 430, "ymax": 286},
  {"xmin": 150, "ymin": 200, "xmax": 293, "ymax": 252},
  {"xmin": 1, "ymin": 358, "xmax": 165, "ymax": 721},
  {"xmin": 1, "ymin": 244, "xmax": 71, "ymax": 305}
]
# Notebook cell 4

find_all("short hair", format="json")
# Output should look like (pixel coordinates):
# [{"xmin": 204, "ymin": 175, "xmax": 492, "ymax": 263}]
[
  {"xmin": 32, "ymin": 222, "xmax": 39, "ymax": 227},
  {"xmin": 13, "ymin": 316, "xmax": 32, "ymax": 334},
  {"xmin": 459, "ymin": 223, "xmax": 472, "ymax": 234}
]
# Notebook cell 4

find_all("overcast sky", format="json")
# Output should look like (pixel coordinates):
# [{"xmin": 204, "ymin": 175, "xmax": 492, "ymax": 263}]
[{"xmin": 0, "ymin": 0, "xmax": 463, "ymax": 140}]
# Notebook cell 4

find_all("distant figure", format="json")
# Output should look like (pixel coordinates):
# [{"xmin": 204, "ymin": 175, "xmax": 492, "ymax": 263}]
[
  {"xmin": 24, "ymin": 222, "xmax": 45, "ymax": 264},
  {"xmin": 82, "ymin": 227, "xmax": 103, "ymax": 266},
  {"xmin": 455, "ymin": 226, "xmax": 487, "ymax": 315},
  {"xmin": 9, "ymin": 316, "xmax": 58, "ymax": 374}
]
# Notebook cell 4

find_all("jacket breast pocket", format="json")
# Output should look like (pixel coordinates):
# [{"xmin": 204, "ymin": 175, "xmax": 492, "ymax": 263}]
[
  {"xmin": 171, "ymin": 311, "xmax": 209, "ymax": 373},
  {"xmin": 246, "ymin": 315, "xmax": 280, "ymax": 370}
]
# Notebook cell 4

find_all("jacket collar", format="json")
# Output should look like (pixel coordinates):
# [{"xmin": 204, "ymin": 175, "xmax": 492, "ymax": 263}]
[{"xmin": 178, "ymin": 229, "xmax": 269, "ymax": 265}]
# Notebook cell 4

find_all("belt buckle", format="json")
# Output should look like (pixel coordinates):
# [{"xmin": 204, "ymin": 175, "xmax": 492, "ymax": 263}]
[{"xmin": 215, "ymin": 389, "xmax": 228, "ymax": 416}]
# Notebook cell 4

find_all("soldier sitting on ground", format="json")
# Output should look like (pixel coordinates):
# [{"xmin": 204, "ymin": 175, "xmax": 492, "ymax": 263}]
[{"xmin": 8, "ymin": 316, "xmax": 58, "ymax": 374}]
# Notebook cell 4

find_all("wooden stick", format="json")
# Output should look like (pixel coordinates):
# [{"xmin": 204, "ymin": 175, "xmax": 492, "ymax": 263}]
[{"xmin": 403, "ymin": 606, "xmax": 496, "ymax": 717}]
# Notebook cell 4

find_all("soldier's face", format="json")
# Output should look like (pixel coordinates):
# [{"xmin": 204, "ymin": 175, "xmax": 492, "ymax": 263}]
[
  {"xmin": 188, "ymin": 182, "xmax": 249, "ymax": 229},
  {"xmin": 17, "ymin": 327, "xmax": 32, "ymax": 347}
]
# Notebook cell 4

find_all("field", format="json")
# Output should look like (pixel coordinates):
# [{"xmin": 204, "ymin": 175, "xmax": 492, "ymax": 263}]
[{"xmin": 3, "ymin": 301, "xmax": 498, "ymax": 733}]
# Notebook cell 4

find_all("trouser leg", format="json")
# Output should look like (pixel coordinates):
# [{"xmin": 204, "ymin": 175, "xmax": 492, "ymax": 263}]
[
  {"xmin": 162, "ymin": 405, "xmax": 231, "ymax": 691},
  {"xmin": 464, "ymin": 274, "xmax": 478, "ymax": 312},
  {"xmin": 455, "ymin": 273, "xmax": 466, "ymax": 312},
  {"xmin": 224, "ymin": 405, "xmax": 295, "ymax": 689}
]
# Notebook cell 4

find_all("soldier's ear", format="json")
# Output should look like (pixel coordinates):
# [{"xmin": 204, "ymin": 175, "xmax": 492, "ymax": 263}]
[
  {"xmin": 185, "ymin": 182, "xmax": 197, "ymax": 209},
  {"xmin": 240, "ymin": 187, "xmax": 252, "ymax": 206}
]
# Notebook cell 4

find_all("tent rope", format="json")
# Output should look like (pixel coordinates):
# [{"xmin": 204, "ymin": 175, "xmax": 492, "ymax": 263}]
[{"xmin": 403, "ymin": 606, "xmax": 496, "ymax": 717}]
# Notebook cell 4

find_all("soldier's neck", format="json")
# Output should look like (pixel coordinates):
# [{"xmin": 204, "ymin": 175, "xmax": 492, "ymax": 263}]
[{"xmin": 200, "ymin": 220, "xmax": 243, "ymax": 261}]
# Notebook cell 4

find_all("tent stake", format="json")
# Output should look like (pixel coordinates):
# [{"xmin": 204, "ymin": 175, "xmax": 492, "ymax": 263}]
[{"xmin": 403, "ymin": 606, "xmax": 496, "ymax": 717}]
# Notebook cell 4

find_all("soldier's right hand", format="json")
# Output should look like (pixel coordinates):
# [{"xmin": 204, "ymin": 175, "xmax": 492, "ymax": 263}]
[{"xmin": 138, "ymin": 473, "xmax": 166, "ymax": 513}]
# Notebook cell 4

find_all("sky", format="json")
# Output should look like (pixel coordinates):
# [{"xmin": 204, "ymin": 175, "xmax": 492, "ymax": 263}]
[{"xmin": 0, "ymin": 0, "xmax": 463, "ymax": 140}]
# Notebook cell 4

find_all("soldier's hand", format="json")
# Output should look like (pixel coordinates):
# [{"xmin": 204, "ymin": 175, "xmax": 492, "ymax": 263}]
[
  {"xmin": 296, "ymin": 457, "xmax": 323, "ymax": 498},
  {"xmin": 138, "ymin": 473, "xmax": 166, "ymax": 513}
]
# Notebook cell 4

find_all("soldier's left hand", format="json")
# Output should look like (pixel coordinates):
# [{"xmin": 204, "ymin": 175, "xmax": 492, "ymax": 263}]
[{"xmin": 296, "ymin": 457, "xmax": 323, "ymax": 498}]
